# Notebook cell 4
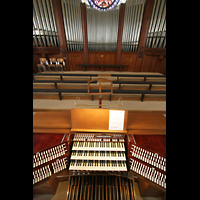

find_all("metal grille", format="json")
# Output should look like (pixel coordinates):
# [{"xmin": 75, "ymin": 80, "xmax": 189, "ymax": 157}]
[
  {"xmin": 121, "ymin": 0, "xmax": 146, "ymax": 52},
  {"xmin": 61, "ymin": 0, "xmax": 83, "ymax": 51},
  {"xmin": 145, "ymin": 0, "xmax": 166, "ymax": 48},
  {"xmin": 33, "ymin": 0, "xmax": 59, "ymax": 47},
  {"xmin": 86, "ymin": 7, "xmax": 120, "ymax": 51}
]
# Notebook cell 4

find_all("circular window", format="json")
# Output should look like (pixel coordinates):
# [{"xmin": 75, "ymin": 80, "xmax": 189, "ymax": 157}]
[{"xmin": 88, "ymin": 0, "xmax": 120, "ymax": 10}]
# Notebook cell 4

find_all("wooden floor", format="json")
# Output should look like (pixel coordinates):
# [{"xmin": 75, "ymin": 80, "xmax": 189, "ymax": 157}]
[{"xmin": 33, "ymin": 99, "xmax": 166, "ymax": 113}]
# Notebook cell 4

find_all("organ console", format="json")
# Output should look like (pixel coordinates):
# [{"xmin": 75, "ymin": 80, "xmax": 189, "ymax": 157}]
[
  {"xmin": 69, "ymin": 133, "xmax": 127, "ymax": 172},
  {"xmin": 33, "ymin": 108, "xmax": 166, "ymax": 199}
]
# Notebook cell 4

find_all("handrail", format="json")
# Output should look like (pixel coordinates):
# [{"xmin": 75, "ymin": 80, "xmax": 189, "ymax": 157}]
[
  {"xmin": 33, "ymin": 73, "xmax": 166, "ymax": 101},
  {"xmin": 33, "ymin": 88, "xmax": 166, "ymax": 101},
  {"xmin": 33, "ymin": 88, "xmax": 166, "ymax": 94},
  {"xmin": 111, "ymin": 74, "xmax": 166, "ymax": 77},
  {"xmin": 33, "ymin": 73, "xmax": 98, "ymax": 77},
  {"xmin": 33, "ymin": 79, "xmax": 165, "ymax": 85},
  {"xmin": 33, "ymin": 80, "xmax": 97, "ymax": 83}
]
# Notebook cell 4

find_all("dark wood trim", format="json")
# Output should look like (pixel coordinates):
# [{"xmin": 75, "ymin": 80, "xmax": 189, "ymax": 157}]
[
  {"xmin": 80, "ymin": 3, "xmax": 89, "ymax": 64},
  {"xmin": 145, "ymin": 48, "xmax": 166, "ymax": 56},
  {"xmin": 135, "ymin": 0, "xmax": 155, "ymax": 72},
  {"xmin": 52, "ymin": 0, "xmax": 67, "ymax": 48},
  {"xmin": 137, "ymin": 0, "xmax": 155, "ymax": 50},
  {"xmin": 51, "ymin": 0, "xmax": 69, "ymax": 70},
  {"xmin": 116, "ymin": 3, "xmax": 126, "ymax": 65},
  {"xmin": 33, "ymin": 47, "xmax": 60, "ymax": 54}
]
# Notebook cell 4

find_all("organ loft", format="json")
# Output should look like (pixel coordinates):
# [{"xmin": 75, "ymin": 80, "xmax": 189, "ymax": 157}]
[
  {"xmin": 33, "ymin": 0, "xmax": 166, "ymax": 199},
  {"xmin": 33, "ymin": 108, "xmax": 166, "ymax": 199}
]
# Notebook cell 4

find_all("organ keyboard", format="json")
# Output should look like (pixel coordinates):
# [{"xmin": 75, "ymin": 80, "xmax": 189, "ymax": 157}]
[
  {"xmin": 69, "ymin": 134, "xmax": 127, "ymax": 172},
  {"xmin": 33, "ymin": 133, "xmax": 166, "ymax": 190},
  {"xmin": 33, "ymin": 109, "xmax": 166, "ymax": 199}
]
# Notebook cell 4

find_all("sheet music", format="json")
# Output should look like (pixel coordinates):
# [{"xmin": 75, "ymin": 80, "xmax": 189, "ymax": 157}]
[{"xmin": 109, "ymin": 110, "xmax": 125, "ymax": 130}]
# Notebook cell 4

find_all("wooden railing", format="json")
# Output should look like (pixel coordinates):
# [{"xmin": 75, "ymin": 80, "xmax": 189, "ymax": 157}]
[{"xmin": 33, "ymin": 73, "xmax": 165, "ymax": 101}]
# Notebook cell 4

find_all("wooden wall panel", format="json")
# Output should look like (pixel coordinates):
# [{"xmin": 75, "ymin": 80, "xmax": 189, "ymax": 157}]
[
  {"xmin": 68, "ymin": 52, "xmax": 84, "ymax": 71},
  {"xmin": 121, "ymin": 52, "xmax": 137, "ymax": 71},
  {"xmin": 88, "ymin": 52, "xmax": 117, "ymax": 71},
  {"xmin": 89, "ymin": 52, "xmax": 115, "ymax": 64},
  {"xmin": 33, "ymin": 54, "xmax": 41, "ymax": 73},
  {"xmin": 140, "ymin": 55, "xmax": 152, "ymax": 72},
  {"xmin": 160, "ymin": 56, "xmax": 166, "ymax": 75},
  {"xmin": 141, "ymin": 54, "xmax": 166, "ymax": 74},
  {"xmin": 33, "ymin": 50, "xmax": 165, "ymax": 74}
]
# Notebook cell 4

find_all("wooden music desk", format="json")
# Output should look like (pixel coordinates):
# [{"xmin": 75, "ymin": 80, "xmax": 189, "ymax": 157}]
[
  {"xmin": 33, "ymin": 111, "xmax": 71, "ymax": 133},
  {"xmin": 33, "ymin": 110, "xmax": 166, "ymax": 135}
]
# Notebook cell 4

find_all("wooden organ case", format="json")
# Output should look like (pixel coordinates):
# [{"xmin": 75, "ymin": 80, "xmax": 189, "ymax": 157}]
[{"xmin": 33, "ymin": 108, "xmax": 166, "ymax": 199}]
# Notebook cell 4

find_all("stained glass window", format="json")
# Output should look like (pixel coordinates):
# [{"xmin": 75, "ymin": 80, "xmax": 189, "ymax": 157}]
[{"xmin": 88, "ymin": 0, "xmax": 120, "ymax": 10}]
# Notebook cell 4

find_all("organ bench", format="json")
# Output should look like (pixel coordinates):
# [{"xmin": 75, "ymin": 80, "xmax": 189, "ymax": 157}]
[{"xmin": 33, "ymin": 109, "xmax": 166, "ymax": 199}]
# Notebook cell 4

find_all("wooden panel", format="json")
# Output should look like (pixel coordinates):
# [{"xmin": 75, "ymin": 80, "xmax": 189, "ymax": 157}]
[
  {"xmin": 33, "ymin": 47, "xmax": 60, "ymax": 54},
  {"xmin": 128, "ymin": 129, "xmax": 166, "ymax": 135},
  {"xmin": 160, "ymin": 56, "xmax": 166, "ymax": 75},
  {"xmin": 127, "ymin": 112, "xmax": 166, "ymax": 130},
  {"xmin": 33, "ymin": 50, "xmax": 165, "ymax": 73},
  {"xmin": 33, "ymin": 111, "xmax": 165, "ymax": 134},
  {"xmin": 33, "ymin": 54, "xmax": 41, "ymax": 73},
  {"xmin": 140, "ymin": 54, "xmax": 153, "ymax": 72},
  {"xmin": 140, "ymin": 54, "xmax": 166, "ymax": 74},
  {"xmin": 33, "ymin": 111, "xmax": 71, "ymax": 129},
  {"xmin": 138, "ymin": 179, "xmax": 165, "ymax": 197},
  {"xmin": 33, "ymin": 128, "xmax": 71, "ymax": 134},
  {"xmin": 47, "ymin": 179, "xmax": 59, "ymax": 194},
  {"xmin": 33, "ymin": 133, "xmax": 66, "ymax": 153},
  {"xmin": 71, "ymin": 108, "xmax": 128, "ymax": 133},
  {"xmin": 68, "ymin": 51, "xmax": 84, "ymax": 71},
  {"xmin": 33, "ymin": 182, "xmax": 55, "ymax": 194},
  {"xmin": 134, "ymin": 135, "xmax": 166, "ymax": 156},
  {"xmin": 89, "ymin": 52, "xmax": 116, "ymax": 71},
  {"xmin": 120, "ymin": 52, "xmax": 137, "ymax": 71}
]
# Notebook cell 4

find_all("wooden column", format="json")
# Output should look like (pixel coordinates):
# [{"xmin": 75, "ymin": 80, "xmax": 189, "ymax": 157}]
[
  {"xmin": 116, "ymin": 3, "xmax": 126, "ymax": 65},
  {"xmin": 135, "ymin": 0, "xmax": 155, "ymax": 71},
  {"xmin": 52, "ymin": 0, "xmax": 69, "ymax": 69},
  {"xmin": 52, "ymin": 0, "xmax": 66, "ymax": 47},
  {"xmin": 80, "ymin": 3, "xmax": 89, "ymax": 64}
]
